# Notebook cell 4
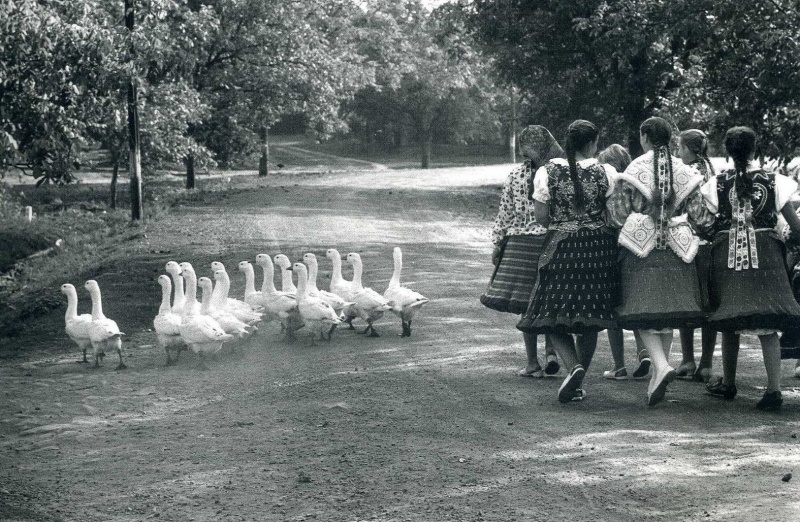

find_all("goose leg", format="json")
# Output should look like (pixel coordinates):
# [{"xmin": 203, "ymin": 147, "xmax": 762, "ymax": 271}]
[
  {"xmin": 165, "ymin": 347, "xmax": 174, "ymax": 366},
  {"xmin": 92, "ymin": 346, "xmax": 101, "ymax": 368},
  {"xmin": 115, "ymin": 347, "xmax": 126, "ymax": 371},
  {"xmin": 402, "ymin": 319, "xmax": 413, "ymax": 337},
  {"xmin": 196, "ymin": 352, "xmax": 209, "ymax": 371},
  {"xmin": 80, "ymin": 348, "xmax": 89, "ymax": 363},
  {"xmin": 344, "ymin": 317, "xmax": 356, "ymax": 330},
  {"xmin": 366, "ymin": 322, "xmax": 380, "ymax": 338}
]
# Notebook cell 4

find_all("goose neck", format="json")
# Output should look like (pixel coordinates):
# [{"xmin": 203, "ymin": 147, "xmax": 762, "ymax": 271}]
[
  {"xmin": 159, "ymin": 283, "xmax": 173, "ymax": 315},
  {"xmin": 330, "ymin": 255, "xmax": 343, "ymax": 283},
  {"xmin": 243, "ymin": 265, "xmax": 257, "ymax": 297},
  {"xmin": 389, "ymin": 252, "xmax": 402, "ymax": 287},
  {"xmin": 259, "ymin": 261, "xmax": 278, "ymax": 294},
  {"xmin": 295, "ymin": 268, "xmax": 308, "ymax": 299},
  {"xmin": 89, "ymin": 288, "xmax": 104, "ymax": 320},
  {"xmin": 211, "ymin": 274, "xmax": 226, "ymax": 307},
  {"xmin": 64, "ymin": 288, "xmax": 78, "ymax": 320},
  {"xmin": 351, "ymin": 259, "xmax": 363, "ymax": 288},
  {"xmin": 198, "ymin": 283, "xmax": 212, "ymax": 315},
  {"xmin": 170, "ymin": 271, "xmax": 186, "ymax": 307},
  {"xmin": 307, "ymin": 259, "xmax": 319, "ymax": 291},
  {"xmin": 183, "ymin": 274, "xmax": 198, "ymax": 314}
]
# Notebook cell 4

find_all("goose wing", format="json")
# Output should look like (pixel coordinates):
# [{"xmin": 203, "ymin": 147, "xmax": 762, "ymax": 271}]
[
  {"xmin": 89, "ymin": 318, "xmax": 123, "ymax": 342},
  {"xmin": 154, "ymin": 312, "xmax": 182, "ymax": 336},
  {"xmin": 66, "ymin": 314, "xmax": 93, "ymax": 340}
]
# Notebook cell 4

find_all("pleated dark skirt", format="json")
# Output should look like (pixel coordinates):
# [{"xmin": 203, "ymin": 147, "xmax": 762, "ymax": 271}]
[
  {"xmin": 480, "ymin": 234, "xmax": 547, "ymax": 314},
  {"xmin": 615, "ymin": 248, "xmax": 705, "ymax": 330},
  {"xmin": 707, "ymin": 231, "xmax": 800, "ymax": 332},
  {"xmin": 517, "ymin": 228, "xmax": 619, "ymax": 335}
]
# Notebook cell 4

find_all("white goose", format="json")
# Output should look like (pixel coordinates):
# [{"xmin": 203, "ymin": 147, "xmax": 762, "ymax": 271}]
[
  {"xmin": 154, "ymin": 275, "xmax": 184, "ymax": 365},
  {"xmin": 84, "ymin": 280, "xmax": 126, "ymax": 369},
  {"xmin": 254, "ymin": 254, "xmax": 303, "ymax": 340},
  {"xmin": 302, "ymin": 253, "xmax": 353, "ymax": 315},
  {"xmin": 346, "ymin": 252, "xmax": 393, "ymax": 337},
  {"xmin": 60, "ymin": 283, "xmax": 93, "ymax": 363},
  {"xmin": 166, "ymin": 260, "xmax": 198, "ymax": 315},
  {"xmin": 178, "ymin": 263, "xmax": 233, "ymax": 369},
  {"xmin": 273, "ymin": 254, "xmax": 297, "ymax": 294},
  {"xmin": 292, "ymin": 262, "xmax": 341, "ymax": 345},
  {"xmin": 209, "ymin": 261, "xmax": 264, "ymax": 323},
  {"xmin": 326, "ymin": 248, "xmax": 359, "ymax": 329},
  {"xmin": 238, "ymin": 260, "xmax": 266, "ymax": 310},
  {"xmin": 383, "ymin": 247, "xmax": 430, "ymax": 337}
]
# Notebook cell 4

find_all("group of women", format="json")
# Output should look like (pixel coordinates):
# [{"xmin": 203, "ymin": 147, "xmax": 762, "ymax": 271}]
[{"xmin": 482, "ymin": 116, "xmax": 800, "ymax": 410}]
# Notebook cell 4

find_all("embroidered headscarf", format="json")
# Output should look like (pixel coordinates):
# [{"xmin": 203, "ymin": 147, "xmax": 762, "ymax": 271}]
[{"xmin": 519, "ymin": 125, "xmax": 564, "ymax": 169}]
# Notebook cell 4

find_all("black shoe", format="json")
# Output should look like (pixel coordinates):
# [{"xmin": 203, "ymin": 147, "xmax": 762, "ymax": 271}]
[
  {"xmin": 558, "ymin": 365, "xmax": 585, "ymax": 404},
  {"xmin": 706, "ymin": 377, "xmax": 737, "ymax": 400},
  {"xmin": 544, "ymin": 355, "xmax": 560, "ymax": 375},
  {"xmin": 755, "ymin": 391, "xmax": 783, "ymax": 412},
  {"xmin": 632, "ymin": 352, "xmax": 651, "ymax": 379}
]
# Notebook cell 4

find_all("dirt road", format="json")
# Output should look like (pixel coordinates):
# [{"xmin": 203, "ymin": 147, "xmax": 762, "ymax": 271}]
[{"xmin": 2, "ymin": 165, "xmax": 799, "ymax": 521}]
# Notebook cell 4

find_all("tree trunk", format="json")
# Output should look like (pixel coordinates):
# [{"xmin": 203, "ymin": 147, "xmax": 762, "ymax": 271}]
[
  {"xmin": 125, "ymin": 0, "xmax": 143, "ymax": 221},
  {"xmin": 110, "ymin": 161, "xmax": 119, "ymax": 209},
  {"xmin": 509, "ymin": 86, "xmax": 517, "ymax": 163},
  {"xmin": 186, "ymin": 155, "xmax": 195, "ymax": 189},
  {"xmin": 258, "ymin": 125, "xmax": 270, "ymax": 177},
  {"xmin": 421, "ymin": 130, "xmax": 432, "ymax": 169}
]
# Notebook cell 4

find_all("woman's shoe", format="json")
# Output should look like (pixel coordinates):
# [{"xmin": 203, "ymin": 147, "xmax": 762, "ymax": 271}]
[
  {"xmin": 603, "ymin": 367, "xmax": 628, "ymax": 380},
  {"xmin": 632, "ymin": 355, "xmax": 651, "ymax": 379},
  {"xmin": 558, "ymin": 365, "xmax": 585, "ymax": 403},
  {"xmin": 647, "ymin": 366, "xmax": 677, "ymax": 406},
  {"xmin": 544, "ymin": 354, "xmax": 560, "ymax": 376},
  {"xmin": 706, "ymin": 377, "xmax": 737, "ymax": 400},
  {"xmin": 675, "ymin": 360, "xmax": 697, "ymax": 379},
  {"xmin": 692, "ymin": 365, "xmax": 712, "ymax": 383},
  {"xmin": 518, "ymin": 365, "xmax": 544, "ymax": 378},
  {"xmin": 755, "ymin": 391, "xmax": 783, "ymax": 412}
]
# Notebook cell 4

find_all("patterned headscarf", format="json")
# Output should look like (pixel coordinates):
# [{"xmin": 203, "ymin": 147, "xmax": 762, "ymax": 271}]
[{"xmin": 519, "ymin": 125, "xmax": 564, "ymax": 169}]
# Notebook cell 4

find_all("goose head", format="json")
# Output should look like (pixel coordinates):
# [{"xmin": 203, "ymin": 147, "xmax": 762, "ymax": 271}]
[
  {"xmin": 238, "ymin": 260, "xmax": 252, "ymax": 272},
  {"xmin": 158, "ymin": 274, "xmax": 172, "ymax": 289},
  {"xmin": 197, "ymin": 276, "xmax": 213, "ymax": 293},
  {"xmin": 326, "ymin": 248, "xmax": 343, "ymax": 261},
  {"xmin": 165, "ymin": 261, "xmax": 181, "ymax": 275},
  {"xmin": 84, "ymin": 279, "xmax": 100, "ymax": 294},
  {"xmin": 211, "ymin": 261, "xmax": 225, "ymax": 273},
  {"xmin": 178, "ymin": 262, "xmax": 195, "ymax": 275},
  {"xmin": 274, "ymin": 254, "xmax": 291, "ymax": 269},
  {"xmin": 292, "ymin": 262, "xmax": 307, "ymax": 278},
  {"xmin": 213, "ymin": 269, "xmax": 227, "ymax": 283},
  {"xmin": 255, "ymin": 253, "xmax": 273, "ymax": 268},
  {"xmin": 303, "ymin": 253, "xmax": 317, "ymax": 266},
  {"xmin": 60, "ymin": 283, "xmax": 77, "ymax": 296},
  {"xmin": 346, "ymin": 252, "xmax": 362, "ymax": 266}
]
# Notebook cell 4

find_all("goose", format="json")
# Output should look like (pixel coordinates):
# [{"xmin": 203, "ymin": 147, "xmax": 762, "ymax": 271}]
[
  {"xmin": 84, "ymin": 280, "xmax": 126, "ymax": 369},
  {"xmin": 383, "ymin": 247, "xmax": 430, "ymax": 337},
  {"xmin": 326, "ymin": 248, "xmax": 359, "ymax": 329},
  {"xmin": 254, "ymin": 254, "xmax": 303, "ymax": 341},
  {"xmin": 292, "ymin": 262, "xmax": 341, "ymax": 345},
  {"xmin": 209, "ymin": 262, "xmax": 263, "ymax": 325},
  {"xmin": 198, "ymin": 276, "xmax": 252, "ymax": 339},
  {"xmin": 273, "ymin": 254, "xmax": 297, "ymax": 294},
  {"xmin": 178, "ymin": 263, "xmax": 233, "ymax": 369},
  {"xmin": 166, "ymin": 260, "xmax": 199, "ymax": 315},
  {"xmin": 209, "ymin": 262, "xmax": 264, "ymax": 318},
  {"xmin": 154, "ymin": 275, "xmax": 184, "ymax": 365},
  {"xmin": 346, "ymin": 253, "xmax": 393, "ymax": 337},
  {"xmin": 238, "ymin": 260, "xmax": 266, "ymax": 310},
  {"xmin": 60, "ymin": 283, "xmax": 93, "ymax": 363},
  {"xmin": 303, "ymin": 253, "xmax": 355, "ymax": 336}
]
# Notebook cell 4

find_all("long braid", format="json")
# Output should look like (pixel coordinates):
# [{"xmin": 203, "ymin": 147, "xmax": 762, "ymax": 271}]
[
  {"xmin": 641, "ymin": 117, "xmax": 674, "ymax": 216},
  {"xmin": 680, "ymin": 129, "xmax": 716, "ymax": 181},
  {"xmin": 563, "ymin": 120, "xmax": 598, "ymax": 215},
  {"xmin": 725, "ymin": 127, "xmax": 757, "ymax": 201}
]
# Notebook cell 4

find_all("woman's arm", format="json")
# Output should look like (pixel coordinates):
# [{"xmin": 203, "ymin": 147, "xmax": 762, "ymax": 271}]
[{"xmin": 534, "ymin": 200, "xmax": 550, "ymax": 227}]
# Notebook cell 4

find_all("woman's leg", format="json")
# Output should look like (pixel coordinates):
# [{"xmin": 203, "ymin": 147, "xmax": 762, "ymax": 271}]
[
  {"xmin": 550, "ymin": 333, "xmax": 580, "ymax": 369},
  {"xmin": 543, "ymin": 335, "xmax": 560, "ymax": 375},
  {"xmin": 759, "ymin": 333, "xmax": 781, "ymax": 394},
  {"xmin": 577, "ymin": 331, "xmax": 599, "ymax": 372},
  {"xmin": 550, "ymin": 333, "xmax": 585, "ymax": 403},
  {"xmin": 679, "ymin": 327, "xmax": 695, "ymax": 366},
  {"xmin": 632, "ymin": 330, "xmax": 651, "ymax": 378},
  {"xmin": 520, "ymin": 332, "xmax": 543, "ymax": 377},
  {"xmin": 699, "ymin": 326, "xmax": 716, "ymax": 369},
  {"xmin": 607, "ymin": 328, "xmax": 626, "ymax": 370},
  {"xmin": 638, "ymin": 329, "xmax": 676, "ymax": 405},
  {"xmin": 720, "ymin": 331, "xmax": 740, "ymax": 386}
]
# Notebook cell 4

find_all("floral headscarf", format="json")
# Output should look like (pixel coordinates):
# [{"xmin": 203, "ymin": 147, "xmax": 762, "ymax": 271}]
[{"xmin": 519, "ymin": 125, "xmax": 564, "ymax": 169}]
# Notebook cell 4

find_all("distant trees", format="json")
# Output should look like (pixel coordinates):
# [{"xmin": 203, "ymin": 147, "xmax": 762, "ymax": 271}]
[{"xmin": 469, "ymin": 0, "xmax": 800, "ymax": 160}]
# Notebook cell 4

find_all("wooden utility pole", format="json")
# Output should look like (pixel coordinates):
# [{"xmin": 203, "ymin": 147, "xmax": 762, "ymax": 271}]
[
  {"xmin": 509, "ymin": 86, "xmax": 517, "ymax": 163},
  {"xmin": 125, "ymin": 0, "xmax": 143, "ymax": 220},
  {"xmin": 258, "ymin": 124, "xmax": 270, "ymax": 177}
]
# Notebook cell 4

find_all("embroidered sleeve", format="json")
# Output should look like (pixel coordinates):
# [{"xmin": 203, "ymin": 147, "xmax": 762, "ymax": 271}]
[
  {"xmin": 491, "ymin": 173, "xmax": 516, "ymax": 246},
  {"xmin": 606, "ymin": 180, "xmax": 636, "ymax": 228},
  {"xmin": 532, "ymin": 166, "xmax": 550, "ymax": 203},
  {"xmin": 685, "ymin": 187, "xmax": 715, "ymax": 237},
  {"xmin": 602, "ymin": 164, "xmax": 619, "ymax": 197},
  {"xmin": 700, "ymin": 176, "xmax": 718, "ymax": 213},
  {"xmin": 775, "ymin": 173, "xmax": 799, "ymax": 212}
]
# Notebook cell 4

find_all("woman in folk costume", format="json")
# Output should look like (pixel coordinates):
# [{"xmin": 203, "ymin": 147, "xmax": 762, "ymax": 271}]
[
  {"xmin": 597, "ymin": 144, "xmax": 650, "ymax": 381},
  {"xmin": 607, "ymin": 117, "xmax": 715, "ymax": 406},
  {"xmin": 701, "ymin": 126, "xmax": 800, "ymax": 411},
  {"xmin": 674, "ymin": 129, "xmax": 718, "ymax": 383},
  {"xmin": 481, "ymin": 125, "xmax": 563, "ymax": 378},
  {"xmin": 517, "ymin": 120, "xmax": 620, "ymax": 403}
]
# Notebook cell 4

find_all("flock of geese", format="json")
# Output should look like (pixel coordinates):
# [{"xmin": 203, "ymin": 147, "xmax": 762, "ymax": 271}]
[{"xmin": 61, "ymin": 247, "xmax": 430, "ymax": 369}]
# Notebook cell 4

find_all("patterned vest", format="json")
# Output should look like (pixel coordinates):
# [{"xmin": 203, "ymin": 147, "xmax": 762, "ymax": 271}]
[
  {"xmin": 714, "ymin": 169, "xmax": 778, "ymax": 270},
  {"xmin": 545, "ymin": 160, "xmax": 609, "ymax": 232}
]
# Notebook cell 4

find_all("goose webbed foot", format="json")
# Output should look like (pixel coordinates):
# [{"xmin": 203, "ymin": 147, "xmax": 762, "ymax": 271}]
[
  {"xmin": 357, "ymin": 326, "xmax": 370, "ymax": 335},
  {"xmin": 366, "ymin": 324, "xmax": 380, "ymax": 338},
  {"xmin": 344, "ymin": 317, "xmax": 355, "ymax": 330}
]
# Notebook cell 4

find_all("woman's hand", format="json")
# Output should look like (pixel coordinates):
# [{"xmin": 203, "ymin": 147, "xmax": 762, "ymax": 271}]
[{"xmin": 492, "ymin": 245, "xmax": 502, "ymax": 266}]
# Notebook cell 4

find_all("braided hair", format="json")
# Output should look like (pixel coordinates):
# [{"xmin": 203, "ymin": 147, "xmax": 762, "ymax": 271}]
[
  {"xmin": 679, "ymin": 129, "xmax": 716, "ymax": 181},
  {"xmin": 564, "ymin": 120, "xmax": 599, "ymax": 214},
  {"xmin": 640, "ymin": 117, "xmax": 674, "ymax": 213},
  {"xmin": 724, "ymin": 126, "xmax": 757, "ymax": 200}
]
